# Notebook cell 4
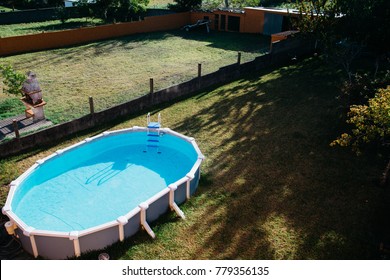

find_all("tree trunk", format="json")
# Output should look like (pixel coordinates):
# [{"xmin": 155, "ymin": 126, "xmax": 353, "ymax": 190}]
[{"xmin": 380, "ymin": 159, "xmax": 390, "ymax": 188}]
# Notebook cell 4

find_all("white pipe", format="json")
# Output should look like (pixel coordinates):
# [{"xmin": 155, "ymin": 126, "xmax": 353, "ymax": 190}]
[
  {"xmin": 139, "ymin": 203, "xmax": 155, "ymax": 239},
  {"xmin": 168, "ymin": 184, "xmax": 185, "ymax": 219},
  {"xmin": 28, "ymin": 229, "xmax": 69, "ymax": 239},
  {"xmin": 162, "ymin": 128, "xmax": 193, "ymax": 142},
  {"xmin": 132, "ymin": 126, "xmax": 145, "ymax": 131}
]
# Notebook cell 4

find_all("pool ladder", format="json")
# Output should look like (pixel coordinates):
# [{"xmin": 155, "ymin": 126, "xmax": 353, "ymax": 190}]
[{"xmin": 146, "ymin": 113, "xmax": 161, "ymax": 153}]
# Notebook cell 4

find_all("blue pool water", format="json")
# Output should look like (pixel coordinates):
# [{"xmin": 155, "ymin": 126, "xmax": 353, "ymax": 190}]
[{"xmin": 12, "ymin": 131, "xmax": 198, "ymax": 232}]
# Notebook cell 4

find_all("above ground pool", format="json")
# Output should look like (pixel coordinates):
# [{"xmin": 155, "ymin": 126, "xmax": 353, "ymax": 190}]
[{"xmin": 3, "ymin": 124, "xmax": 204, "ymax": 259}]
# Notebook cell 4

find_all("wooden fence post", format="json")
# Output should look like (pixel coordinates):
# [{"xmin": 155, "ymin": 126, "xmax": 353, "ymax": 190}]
[
  {"xmin": 150, "ymin": 78, "xmax": 154, "ymax": 94},
  {"xmin": 12, "ymin": 119, "xmax": 20, "ymax": 139},
  {"xmin": 237, "ymin": 52, "xmax": 241, "ymax": 65},
  {"xmin": 198, "ymin": 63, "xmax": 202, "ymax": 78},
  {"xmin": 89, "ymin": 96, "xmax": 94, "ymax": 114}
]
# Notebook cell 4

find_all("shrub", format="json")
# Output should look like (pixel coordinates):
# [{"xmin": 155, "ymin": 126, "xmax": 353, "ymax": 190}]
[
  {"xmin": 331, "ymin": 86, "xmax": 390, "ymax": 155},
  {"xmin": 0, "ymin": 64, "xmax": 25, "ymax": 96},
  {"xmin": 168, "ymin": 0, "xmax": 201, "ymax": 12}
]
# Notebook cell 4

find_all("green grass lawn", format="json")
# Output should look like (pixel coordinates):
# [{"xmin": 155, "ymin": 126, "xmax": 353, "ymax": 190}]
[
  {"xmin": 0, "ymin": 31, "xmax": 269, "ymax": 124},
  {"xmin": 0, "ymin": 5, "xmax": 15, "ymax": 12},
  {"xmin": 0, "ymin": 57, "xmax": 387, "ymax": 259}
]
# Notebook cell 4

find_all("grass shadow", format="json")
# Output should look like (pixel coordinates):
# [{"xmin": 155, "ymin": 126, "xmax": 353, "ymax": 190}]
[
  {"xmin": 2, "ymin": 57, "xmax": 387, "ymax": 260},
  {"xmin": 17, "ymin": 19, "xmax": 105, "ymax": 34},
  {"xmin": 168, "ymin": 57, "xmax": 386, "ymax": 259},
  {"xmin": 175, "ymin": 29, "xmax": 271, "ymax": 54}
]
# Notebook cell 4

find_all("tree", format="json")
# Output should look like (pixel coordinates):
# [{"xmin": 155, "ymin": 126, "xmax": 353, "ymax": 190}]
[
  {"xmin": 296, "ymin": 0, "xmax": 390, "ymax": 64},
  {"xmin": 47, "ymin": 0, "xmax": 64, "ymax": 7},
  {"xmin": 331, "ymin": 86, "xmax": 390, "ymax": 186},
  {"xmin": 296, "ymin": 0, "xmax": 390, "ymax": 102},
  {"xmin": 297, "ymin": 1, "xmax": 390, "ymax": 184},
  {"xmin": 55, "ymin": 5, "xmax": 70, "ymax": 23},
  {"xmin": 95, "ymin": 0, "xmax": 115, "ymax": 20},
  {"xmin": 168, "ymin": 0, "xmax": 202, "ymax": 12},
  {"xmin": 332, "ymin": 87, "xmax": 390, "ymax": 154},
  {"xmin": 336, "ymin": 0, "xmax": 390, "ymax": 55},
  {"xmin": 76, "ymin": 0, "xmax": 96, "ymax": 22},
  {"xmin": 0, "ymin": 64, "xmax": 25, "ymax": 97},
  {"xmin": 201, "ymin": 0, "xmax": 261, "ymax": 10},
  {"xmin": 95, "ymin": 0, "xmax": 149, "ymax": 21}
]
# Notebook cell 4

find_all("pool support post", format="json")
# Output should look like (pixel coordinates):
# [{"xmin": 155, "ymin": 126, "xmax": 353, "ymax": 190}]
[
  {"xmin": 117, "ymin": 216, "xmax": 128, "ymax": 242},
  {"xmin": 139, "ymin": 203, "xmax": 155, "ymax": 239},
  {"xmin": 69, "ymin": 231, "xmax": 81, "ymax": 258},
  {"xmin": 24, "ymin": 226, "xmax": 39, "ymax": 258},
  {"xmin": 168, "ymin": 184, "xmax": 185, "ymax": 219},
  {"xmin": 185, "ymin": 174, "xmax": 194, "ymax": 200}
]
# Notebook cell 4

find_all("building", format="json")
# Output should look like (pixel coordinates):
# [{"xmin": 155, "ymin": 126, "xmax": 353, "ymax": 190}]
[
  {"xmin": 191, "ymin": 7, "xmax": 300, "ymax": 35},
  {"xmin": 64, "ymin": 0, "xmax": 78, "ymax": 7},
  {"xmin": 64, "ymin": 0, "xmax": 95, "ymax": 8}
]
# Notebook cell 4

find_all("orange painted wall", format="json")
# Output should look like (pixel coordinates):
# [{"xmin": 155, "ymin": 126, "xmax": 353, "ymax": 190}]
[
  {"xmin": 0, "ymin": 9, "xmax": 299, "ymax": 56},
  {"xmin": 242, "ymin": 8, "xmax": 265, "ymax": 33},
  {"xmin": 0, "ymin": 12, "xmax": 191, "ymax": 56},
  {"xmin": 192, "ymin": 9, "xmax": 265, "ymax": 34},
  {"xmin": 190, "ymin": 12, "xmax": 215, "ymax": 30}
]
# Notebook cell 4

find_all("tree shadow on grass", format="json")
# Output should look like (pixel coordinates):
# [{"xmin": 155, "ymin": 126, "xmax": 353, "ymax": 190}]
[
  {"xmin": 170, "ymin": 57, "xmax": 386, "ymax": 259},
  {"xmin": 18, "ymin": 20, "xmax": 105, "ymax": 34},
  {"xmin": 4, "ymin": 58, "xmax": 386, "ymax": 260},
  {"xmin": 7, "ymin": 30, "xmax": 268, "ymax": 69},
  {"xmin": 4, "ymin": 30, "xmax": 176, "ymax": 69},
  {"xmin": 175, "ymin": 29, "xmax": 271, "ymax": 54}
]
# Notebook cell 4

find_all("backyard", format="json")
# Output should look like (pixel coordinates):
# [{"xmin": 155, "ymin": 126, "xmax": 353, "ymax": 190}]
[
  {"xmin": 0, "ymin": 31, "xmax": 269, "ymax": 123},
  {"xmin": 1, "ymin": 57, "xmax": 387, "ymax": 259},
  {"xmin": 0, "ymin": 1, "xmax": 173, "ymax": 38}
]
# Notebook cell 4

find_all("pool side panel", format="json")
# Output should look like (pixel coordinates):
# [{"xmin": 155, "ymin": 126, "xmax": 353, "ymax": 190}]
[
  {"xmin": 190, "ymin": 168, "xmax": 201, "ymax": 195},
  {"xmin": 175, "ymin": 181, "xmax": 187, "ymax": 205},
  {"xmin": 146, "ymin": 192, "xmax": 170, "ymax": 223},
  {"xmin": 123, "ymin": 212, "xmax": 141, "ymax": 238},
  {"xmin": 16, "ymin": 228, "xmax": 34, "ymax": 256},
  {"xmin": 79, "ymin": 226, "xmax": 120, "ymax": 254},
  {"xmin": 34, "ymin": 235, "xmax": 74, "ymax": 259}
]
